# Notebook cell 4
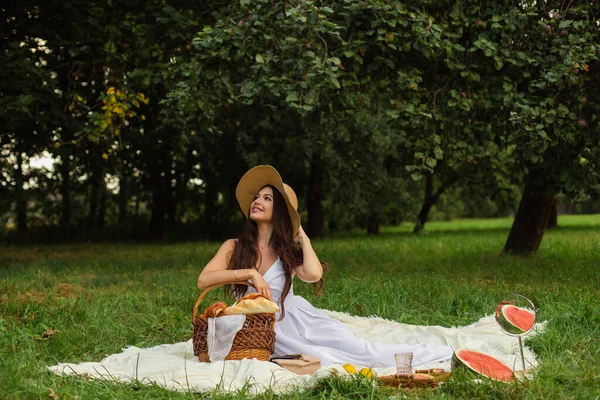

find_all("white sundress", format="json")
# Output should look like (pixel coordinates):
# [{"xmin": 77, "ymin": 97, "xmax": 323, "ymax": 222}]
[{"xmin": 242, "ymin": 257, "xmax": 454, "ymax": 368}]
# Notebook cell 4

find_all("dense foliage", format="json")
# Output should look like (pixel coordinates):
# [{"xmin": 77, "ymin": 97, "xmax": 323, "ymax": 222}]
[{"xmin": 1, "ymin": 0, "xmax": 599, "ymax": 253}]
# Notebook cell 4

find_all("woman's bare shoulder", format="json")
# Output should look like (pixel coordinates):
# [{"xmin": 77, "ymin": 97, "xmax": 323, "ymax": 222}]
[
  {"xmin": 220, "ymin": 238, "xmax": 237, "ymax": 251},
  {"xmin": 203, "ymin": 239, "xmax": 237, "ymax": 271}
]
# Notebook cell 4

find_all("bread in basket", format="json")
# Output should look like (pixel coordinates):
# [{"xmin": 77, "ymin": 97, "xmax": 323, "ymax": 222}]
[{"xmin": 192, "ymin": 281, "xmax": 277, "ymax": 362}]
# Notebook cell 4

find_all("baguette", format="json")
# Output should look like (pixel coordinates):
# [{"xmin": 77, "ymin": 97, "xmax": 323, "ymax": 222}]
[{"xmin": 221, "ymin": 293, "xmax": 280, "ymax": 316}]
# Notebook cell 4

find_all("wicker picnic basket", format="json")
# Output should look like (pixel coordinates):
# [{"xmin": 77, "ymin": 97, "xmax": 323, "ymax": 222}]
[{"xmin": 192, "ymin": 281, "xmax": 276, "ymax": 362}]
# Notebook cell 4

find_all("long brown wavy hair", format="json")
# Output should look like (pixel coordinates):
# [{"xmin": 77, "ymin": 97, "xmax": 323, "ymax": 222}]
[{"xmin": 225, "ymin": 184, "xmax": 327, "ymax": 320}]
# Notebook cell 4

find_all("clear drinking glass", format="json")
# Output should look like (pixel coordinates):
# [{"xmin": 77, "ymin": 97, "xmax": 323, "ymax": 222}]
[{"xmin": 394, "ymin": 353, "xmax": 414, "ymax": 375}]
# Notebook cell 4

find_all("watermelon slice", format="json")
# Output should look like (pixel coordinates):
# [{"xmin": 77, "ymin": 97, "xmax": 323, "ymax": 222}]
[
  {"xmin": 498, "ymin": 305, "xmax": 535, "ymax": 334},
  {"xmin": 452, "ymin": 349, "xmax": 514, "ymax": 382}
]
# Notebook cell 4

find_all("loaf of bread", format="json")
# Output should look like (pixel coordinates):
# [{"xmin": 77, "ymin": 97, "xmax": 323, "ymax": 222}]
[
  {"xmin": 239, "ymin": 293, "xmax": 266, "ymax": 301},
  {"xmin": 204, "ymin": 301, "xmax": 227, "ymax": 318},
  {"xmin": 221, "ymin": 293, "xmax": 279, "ymax": 316}
]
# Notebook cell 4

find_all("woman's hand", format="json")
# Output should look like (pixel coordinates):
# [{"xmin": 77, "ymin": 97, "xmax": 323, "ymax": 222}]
[
  {"xmin": 294, "ymin": 225, "xmax": 310, "ymax": 245},
  {"xmin": 249, "ymin": 270, "xmax": 273, "ymax": 301}
]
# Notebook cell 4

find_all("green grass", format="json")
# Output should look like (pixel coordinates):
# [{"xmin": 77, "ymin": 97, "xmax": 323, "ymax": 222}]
[{"xmin": 1, "ymin": 216, "xmax": 599, "ymax": 399}]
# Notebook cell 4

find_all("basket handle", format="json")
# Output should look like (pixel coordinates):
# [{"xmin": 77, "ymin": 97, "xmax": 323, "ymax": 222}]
[{"xmin": 192, "ymin": 280, "xmax": 255, "ymax": 323}]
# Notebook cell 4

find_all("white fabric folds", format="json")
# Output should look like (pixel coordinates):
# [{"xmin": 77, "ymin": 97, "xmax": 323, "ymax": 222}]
[
  {"xmin": 48, "ymin": 312, "xmax": 545, "ymax": 395},
  {"xmin": 207, "ymin": 314, "xmax": 246, "ymax": 362}
]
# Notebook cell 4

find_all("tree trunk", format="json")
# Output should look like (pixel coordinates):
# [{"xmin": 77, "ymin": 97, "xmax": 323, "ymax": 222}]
[
  {"xmin": 118, "ymin": 166, "xmax": 127, "ymax": 224},
  {"xmin": 15, "ymin": 151, "xmax": 27, "ymax": 232},
  {"xmin": 149, "ymin": 163, "xmax": 168, "ymax": 239},
  {"xmin": 414, "ymin": 174, "xmax": 434, "ymax": 233},
  {"xmin": 174, "ymin": 154, "xmax": 193, "ymax": 223},
  {"xmin": 413, "ymin": 173, "xmax": 458, "ymax": 233},
  {"xmin": 306, "ymin": 156, "xmax": 324, "ymax": 238},
  {"xmin": 59, "ymin": 159, "xmax": 71, "ymax": 226},
  {"xmin": 87, "ymin": 164, "xmax": 103, "ymax": 230},
  {"xmin": 328, "ymin": 210, "xmax": 338, "ymax": 232},
  {"xmin": 204, "ymin": 172, "xmax": 219, "ymax": 240},
  {"xmin": 135, "ymin": 195, "xmax": 140, "ymax": 217},
  {"xmin": 503, "ymin": 178, "xmax": 556, "ymax": 255},
  {"xmin": 150, "ymin": 187, "xmax": 168, "ymax": 239},
  {"xmin": 414, "ymin": 202, "xmax": 434, "ymax": 233},
  {"xmin": 97, "ymin": 184, "xmax": 106, "ymax": 230},
  {"xmin": 546, "ymin": 202, "xmax": 557, "ymax": 229},
  {"xmin": 167, "ymin": 184, "xmax": 177, "ymax": 225},
  {"xmin": 366, "ymin": 215, "xmax": 379, "ymax": 235}
]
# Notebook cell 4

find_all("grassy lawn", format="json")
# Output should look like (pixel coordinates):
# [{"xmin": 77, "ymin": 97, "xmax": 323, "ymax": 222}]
[{"xmin": 1, "ymin": 216, "xmax": 599, "ymax": 399}]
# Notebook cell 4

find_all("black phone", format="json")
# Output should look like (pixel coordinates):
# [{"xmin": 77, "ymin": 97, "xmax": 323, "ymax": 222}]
[{"xmin": 269, "ymin": 353, "xmax": 302, "ymax": 361}]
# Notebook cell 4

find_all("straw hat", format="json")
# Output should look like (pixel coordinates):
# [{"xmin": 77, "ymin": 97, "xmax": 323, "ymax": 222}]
[{"xmin": 235, "ymin": 165, "xmax": 300, "ymax": 236}]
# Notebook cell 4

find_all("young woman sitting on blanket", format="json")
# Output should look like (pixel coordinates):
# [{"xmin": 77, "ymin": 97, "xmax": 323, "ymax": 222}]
[{"xmin": 197, "ymin": 165, "xmax": 453, "ymax": 368}]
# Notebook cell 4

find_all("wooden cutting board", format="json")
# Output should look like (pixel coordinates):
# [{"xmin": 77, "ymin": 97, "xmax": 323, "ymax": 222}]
[{"xmin": 377, "ymin": 369, "xmax": 451, "ymax": 389}]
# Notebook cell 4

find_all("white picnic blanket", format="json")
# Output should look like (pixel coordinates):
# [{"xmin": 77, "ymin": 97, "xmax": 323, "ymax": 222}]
[{"xmin": 48, "ymin": 311, "xmax": 545, "ymax": 394}]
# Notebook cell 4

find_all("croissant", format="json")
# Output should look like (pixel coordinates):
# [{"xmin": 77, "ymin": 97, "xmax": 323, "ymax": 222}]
[
  {"xmin": 239, "ymin": 293, "xmax": 268, "ymax": 301},
  {"xmin": 204, "ymin": 301, "xmax": 227, "ymax": 318}
]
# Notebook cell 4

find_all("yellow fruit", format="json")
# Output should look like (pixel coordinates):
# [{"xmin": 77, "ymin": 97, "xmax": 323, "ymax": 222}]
[
  {"xmin": 343, "ymin": 364, "xmax": 357, "ymax": 374},
  {"xmin": 359, "ymin": 367, "xmax": 375, "ymax": 378}
]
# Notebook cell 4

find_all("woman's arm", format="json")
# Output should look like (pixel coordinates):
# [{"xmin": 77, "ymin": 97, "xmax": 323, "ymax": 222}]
[
  {"xmin": 197, "ymin": 239, "xmax": 254, "ymax": 288},
  {"xmin": 293, "ymin": 226, "xmax": 323, "ymax": 283},
  {"xmin": 197, "ymin": 239, "xmax": 273, "ymax": 300}
]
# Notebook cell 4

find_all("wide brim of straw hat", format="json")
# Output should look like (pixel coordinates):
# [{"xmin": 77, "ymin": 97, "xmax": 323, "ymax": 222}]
[{"xmin": 235, "ymin": 165, "xmax": 300, "ymax": 236}]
